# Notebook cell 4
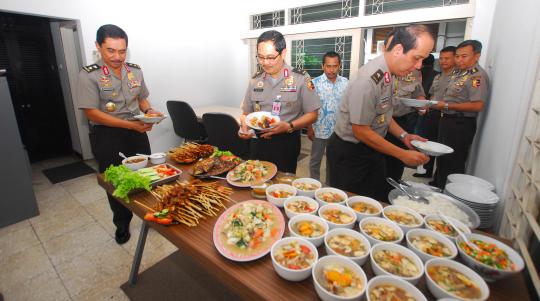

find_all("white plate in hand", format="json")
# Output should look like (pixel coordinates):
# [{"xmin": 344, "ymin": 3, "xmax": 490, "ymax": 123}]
[
  {"xmin": 411, "ymin": 140, "xmax": 453, "ymax": 156},
  {"xmin": 245, "ymin": 111, "xmax": 280, "ymax": 130},
  {"xmin": 399, "ymin": 98, "xmax": 438, "ymax": 108},
  {"xmin": 133, "ymin": 114, "xmax": 167, "ymax": 124}
]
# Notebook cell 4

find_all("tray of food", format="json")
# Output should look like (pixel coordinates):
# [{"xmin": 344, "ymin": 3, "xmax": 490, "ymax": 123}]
[
  {"xmin": 168, "ymin": 143, "xmax": 215, "ymax": 164},
  {"xmin": 136, "ymin": 163, "xmax": 182, "ymax": 187},
  {"xmin": 133, "ymin": 112, "xmax": 167, "ymax": 123},
  {"xmin": 246, "ymin": 111, "xmax": 280, "ymax": 130},
  {"xmin": 226, "ymin": 160, "xmax": 277, "ymax": 187},
  {"xmin": 191, "ymin": 150, "xmax": 242, "ymax": 177}
]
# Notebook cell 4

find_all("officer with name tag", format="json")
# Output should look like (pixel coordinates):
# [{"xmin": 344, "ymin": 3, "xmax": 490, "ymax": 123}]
[
  {"xmin": 327, "ymin": 25, "xmax": 432, "ymax": 201},
  {"xmin": 239, "ymin": 30, "xmax": 321, "ymax": 173},
  {"xmin": 430, "ymin": 40, "xmax": 489, "ymax": 188},
  {"xmin": 77, "ymin": 24, "xmax": 162, "ymax": 244}
]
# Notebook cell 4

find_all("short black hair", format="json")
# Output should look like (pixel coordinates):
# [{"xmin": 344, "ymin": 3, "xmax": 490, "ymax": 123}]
[
  {"xmin": 440, "ymin": 46, "xmax": 457, "ymax": 54},
  {"xmin": 322, "ymin": 51, "xmax": 341, "ymax": 65},
  {"xmin": 386, "ymin": 24, "xmax": 433, "ymax": 54},
  {"xmin": 457, "ymin": 40, "xmax": 482, "ymax": 53},
  {"xmin": 257, "ymin": 30, "xmax": 286, "ymax": 54},
  {"xmin": 96, "ymin": 24, "xmax": 128, "ymax": 46}
]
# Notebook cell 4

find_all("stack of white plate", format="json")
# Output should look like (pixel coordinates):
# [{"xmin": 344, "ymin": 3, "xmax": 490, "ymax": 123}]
[
  {"xmin": 444, "ymin": 182, "xmax": 500, "ymax": 229},
  {"xmin": 446, "ymin": 174, "xmax": 495, "ymax": 191}
]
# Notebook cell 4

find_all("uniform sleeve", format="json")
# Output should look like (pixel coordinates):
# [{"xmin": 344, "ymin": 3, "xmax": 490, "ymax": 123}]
[
  {"xmin": 77, "ymin": 70, "xmax": 100, "ymax": 109},
  {"xmin": 348, "ymin": 77, "xmax": 377, "ymax": 126},
  {"xmin": 240, "ymin": 82, "xmax": 253, "ymax": 114},
  {"xmin": 138, "ymin": 71, "xmax": 150, "ymax": 100},
  {"xmin": 468, "ymin": 73, "xmax": 489, "ymax": 102},
  {"xmin": 300, "ymin": 75, "xmax": 321, "ymax": 113},
  {"xmin": 411, "ymin": 82, "xmax": 426, "ymax": 98},
  {"xmin": 428, "ymin": 76, "xmax": 437, "ymax": 97}
]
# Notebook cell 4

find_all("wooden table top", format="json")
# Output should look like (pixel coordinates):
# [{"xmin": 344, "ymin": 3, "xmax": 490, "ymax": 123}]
[{"xmin": 97, "ymin": 162, "xmax": 532, "ymax": 301}]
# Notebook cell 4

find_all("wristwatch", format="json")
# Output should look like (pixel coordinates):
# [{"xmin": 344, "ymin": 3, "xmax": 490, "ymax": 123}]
[
  {"xmin": 287, "ymin": 121, "xmax": 295, "ymax": 134},
  {"xmin": 399, "ymin": 131, "xmax": 408, "ymax": 140},
  {"xmin": 443, "ymin": 102, "xmax": 449, "ymax": 112}
]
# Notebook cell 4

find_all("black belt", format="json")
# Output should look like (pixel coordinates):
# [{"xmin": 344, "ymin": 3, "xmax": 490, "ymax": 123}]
[{"xmin": 440, "ymin": 112, "xmax": 475, "ymax": 118}]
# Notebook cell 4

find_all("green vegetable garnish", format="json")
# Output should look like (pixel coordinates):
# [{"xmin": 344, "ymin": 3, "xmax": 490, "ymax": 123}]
[{"xmin": 104, "ymin": 165, "xmax": 151, "ymax": 202}]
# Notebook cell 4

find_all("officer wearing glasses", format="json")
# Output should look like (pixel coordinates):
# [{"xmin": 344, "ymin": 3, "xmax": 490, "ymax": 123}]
[{"xmin": 239, "ymin": 30, "xmax": 321, "ymax": 173}]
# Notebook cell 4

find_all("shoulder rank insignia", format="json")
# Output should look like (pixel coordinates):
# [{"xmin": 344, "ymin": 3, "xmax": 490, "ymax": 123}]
[
  {"xmin": 471, "ymin": 67, "xmax": 478, "ymax": 74},
  {"xmin": 306, "ymin": 77, "xmax": 315, "ymax": 91},
  {"xmin": 126, "ymin": 62, "xmax": 141, "ymax": 69},
  {"xmin": 371, "ymin": 69, "xmax": 384, "ymax": 84},
  {"xmin": 82, "ymin": 64, "xmax": 100, "ymax": 73},
  {"xmin": 251, "ymin": 70, "xmax": 263, "ymax": 79}
]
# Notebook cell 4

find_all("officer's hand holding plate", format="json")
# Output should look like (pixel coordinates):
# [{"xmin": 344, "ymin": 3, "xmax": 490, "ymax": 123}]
[
  {"xmin": 245, "ymin": 111, "xmax": 280, "ymax": 131},
  {"xmin": 133, "ymin": 113, "xmax": 168, "ymax": 124}
]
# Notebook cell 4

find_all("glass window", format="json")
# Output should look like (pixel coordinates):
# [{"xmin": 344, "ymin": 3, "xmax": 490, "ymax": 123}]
[
  {"xmin": 290, "ymin": 0, "xmax": 359, "ymax": 25},
  {"xmin": 365, "ymin": 0, "xmax": 470, "ymax": 15},
  {"xmin": 251, "ymin": 10, "xmax": 285, "ymax": 30},
  {"xmin": 291, "ymin": 36, "xmax": 352, "ymax": 79}
]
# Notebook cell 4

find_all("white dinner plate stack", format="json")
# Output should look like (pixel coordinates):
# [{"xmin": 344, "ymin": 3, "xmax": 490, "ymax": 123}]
[
  {"xmin": 444, "ymin": 182, "xmax": 500, "ymax": 229},
  {"xmin": 446, "ymin": 173, "xmax": 495, "ymax": 192}
]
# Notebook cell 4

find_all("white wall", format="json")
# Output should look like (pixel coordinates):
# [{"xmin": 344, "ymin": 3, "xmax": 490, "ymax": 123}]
[
  {"xmin": 0, "ymin": 0, "xmax": 252, "ymax": 153},
  {"xmin": 469, "ymin": 0, "xmax": 497, "ymax": 66}
]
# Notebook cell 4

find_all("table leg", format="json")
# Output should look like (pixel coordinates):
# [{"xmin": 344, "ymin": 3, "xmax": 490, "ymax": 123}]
[{"xmin": 129, "ymin": 221, "xmax": 150, "ymax": 286}]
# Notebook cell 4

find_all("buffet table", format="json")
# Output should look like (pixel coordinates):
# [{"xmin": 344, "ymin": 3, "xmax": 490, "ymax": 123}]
[{"xmin": 96, "ymin": 162, "xmax": 532, "ymax": 301}]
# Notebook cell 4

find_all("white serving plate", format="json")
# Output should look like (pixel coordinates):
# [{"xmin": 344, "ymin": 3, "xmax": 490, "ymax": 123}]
[
  {"xmin": 411, "ymin": 140, "xmax": 454, "ymax": 156},
  {"xmin": 133, "ymin": 114, "xmax": 167, "ymax": 123},
  {"xmin": 447, "ymin": 174, "xmax": 495, "ymax": 191},
  {"xmin": 399, "ymin": 97, "xmax": 438, "ymax": 108}
]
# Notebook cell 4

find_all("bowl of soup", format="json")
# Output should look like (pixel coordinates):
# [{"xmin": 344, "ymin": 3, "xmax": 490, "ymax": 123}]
[
  {"xmin": 424, "ymin": 214, "xmax": 471, "ymax": 242},
  {"xmin": 284, "ymin": 196, "xmax": 319, "ymax": 218},
  {"xmin": 425, "ymin": 258, "xmax": 490, "ymax": 301},
  {"xmin": 271, "ymin": 237, "xmax": 318, "ymax": 281},
  {"xmin": 318, "ymin": 204, "xmax": 357, "ymax": 230},
  {"xmin": 292, "ymin": 178, "xmax": 322, "ymax": 198},
  {"xmin": 122, "ymin": 155, "xmax": 148, "ymax": 171},
  {"xmin": 370, "ymin": 243, "xmax": 424, "ymax": 284},
  {"xmin": 288, "ymin": 214, "xmax": 329, "ymax": 247},
  {"xmin": 266, "ymin": 184, "xmax": 297, "ymax": 208},
  {"xmin": 366, "ymin": 275, "xmax": 427, "ymax": 301},
  {"xmin": 406, "ymin": 229, "xmax": 458, "ymax": 262},
  {"xmin": 359, "ymin": 217, "xmax": 403, "ymax": 246},
  {"xmin": 312, "ymin": 255, "xmax": 367, "ymax": 301},
  {"xmin": 346, "ymin": 196, "xmax": 383, "ymax": 222},
  {"xmin": 315, "ymin": 187, "xmax": 348, "ymax": 206},
  {"xmin": 324, "ymin": 228, "xmax": 371, "ymax": 266},
  {"xmin": 382, "ymin": 205, "xmax": 423, "ymax": 234}
]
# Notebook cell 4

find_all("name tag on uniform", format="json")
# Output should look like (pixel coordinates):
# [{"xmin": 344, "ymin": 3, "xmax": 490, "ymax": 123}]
[
  {"xmin": 272, "ymin": 100, "xmax": 281, "ymax": 115},
  {"xmin": 253, "ymin": 88, "xmax": 264, "ymax": 92}
]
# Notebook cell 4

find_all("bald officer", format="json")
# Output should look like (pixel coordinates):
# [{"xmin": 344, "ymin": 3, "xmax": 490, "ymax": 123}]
[
  {"xmin": 78, "ymin": 24, "xmax": 162, "ymax": 244},
  {"xmin": 327, "ymin": 25, "xmax": 432, "ymax": 201},
  {"xmin": 239, "ymin": 30, "xmax": 321, "ymax": 173},
  {"xmin": 430, "ymin": 40, "xmax": 489, "ymax": 188}
]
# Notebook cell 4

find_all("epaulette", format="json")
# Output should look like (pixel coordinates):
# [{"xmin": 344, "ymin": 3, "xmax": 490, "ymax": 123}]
[
  {"xmin": 82, "ymin": 64, "xmax": 100, "ymax": 73},
  {"xmin": 126, "ymin": 62, "xmax": 141, "ymax": 69},
  {"xmin": 251, "ymin": 70, "xmax": 263, "ymax": 79},
  {"xmin": 292, "ymin": 68, "xmax": 306, "ymax": 75},
  {"xmin": 471, "ymin": 67, "xmax": 478, "ymax": 74},
  {"xmin": 371, "ymin": 69, "xmax": 384, "ymax": 84}
]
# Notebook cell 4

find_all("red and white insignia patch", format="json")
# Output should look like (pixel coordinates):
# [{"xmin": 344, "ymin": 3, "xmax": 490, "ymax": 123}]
[{"xmin": 384, "ymin": 72, "xmax": 391, "ymax": 84}]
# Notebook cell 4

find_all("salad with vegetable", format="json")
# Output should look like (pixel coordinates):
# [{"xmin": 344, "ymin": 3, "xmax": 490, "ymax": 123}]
[
  {"xmin": 459, "ymin": 239, "xmax": 516, "ymax": 271},
  {"xmin": 104, "ymin": 165, "xmax": 151, "ymax": 202},
  {"xmin": 229, "ymin": 160, "xmax": 269, "ymax": 183}
]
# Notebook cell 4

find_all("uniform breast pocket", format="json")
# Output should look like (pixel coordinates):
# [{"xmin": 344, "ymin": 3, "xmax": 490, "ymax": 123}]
[
  {"xmin": 371, "ymin": 110, "xmax": 391, "ymax": 131},
  {"xmin": 99, "ymin": 89, "xmax": 115, "ymax": 101},
  {"xmin": 129, "ymin": 86, "xmax": 142, "ymax": 96},
  {"xmin": 396, "ymin": 84, "xmax": 416, "ymax": 98},
  {"xmin": 280, "ymin": 93, "xmax": 299, "ymax": 115}
]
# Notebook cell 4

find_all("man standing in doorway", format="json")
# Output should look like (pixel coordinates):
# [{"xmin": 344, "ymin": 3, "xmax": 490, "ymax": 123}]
[{"xmin": 307, "ymin": 51, "xmax": 348, "ymax": 183}]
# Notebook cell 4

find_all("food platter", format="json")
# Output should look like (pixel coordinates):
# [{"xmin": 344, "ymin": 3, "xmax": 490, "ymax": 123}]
[
  {"xmin": 398, "ymin": 97, "xmax": 438, "ymax": 108},
  {"xmin": 138, "ymin": 163, "xmax": 182, "ymax": 187},
  {"xmin": 226, "ymin": 160, "xmax": 277, "ymax": 187},
  {"xmin": 133, "ymin": 113, "xmax": 168, "ymax": 124},
  {"xmin": 168, "ymin": 143, "xmax": 215, "ymax": 164},
  {"xmin": 245, "ymin": 111, "xmax": 280, "ymax": 130},
  {"xmin": 213, "ymin": 200, "xmax": 285, "ymax": 262},
  {"xmin": 190, "ymin": 151, "xmax": 241, "ymax": 177}
]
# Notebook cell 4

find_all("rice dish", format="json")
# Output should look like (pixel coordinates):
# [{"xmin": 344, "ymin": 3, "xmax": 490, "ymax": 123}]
[{"xmin": 393, "ymin": 195, "xmax": 471, "ymax": 227}]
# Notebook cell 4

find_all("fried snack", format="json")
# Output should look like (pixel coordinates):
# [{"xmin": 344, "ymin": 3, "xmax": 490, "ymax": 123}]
[{"xmin": 168, "ymin": 143, "xmax": 215, "ymax": 163}]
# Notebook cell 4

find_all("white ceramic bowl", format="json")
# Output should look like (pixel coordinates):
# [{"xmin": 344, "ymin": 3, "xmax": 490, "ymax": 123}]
[
  {"xmin": 292, "ymin": 178, "xmax": 322, "ymax": 198},
  {"xmin": 424, "ymin": 214, "xmax": 471, "ymax": 243},
  {"xmin": 149, "ymin": 152, "xmax": 166, "ymax": 164},
  {"xmin": 318, "ymin": 204, "xmax": 357, "ymax": 230},
  {"xmin": 447, "ymin": 173, "xmax": 495, "ymax": 191},
  {"xmin": 382, "ymin": 205, "xmax": 424, "ymax": 234},
  {"xmin": 359, "ymin": 217, "xmax": 403, "ymax": 246},
  {"xmin": 370, "ymin": 242, "xmax": 424, "ymax": 284},
  {"xmin": 312, "ymin": 255, "xmax": 367, "ymax": 301},
  {"xmin": 122, "ymin": 155, "xmax": 148, "ymax": 171},
  {"xmin": 266, "ymin": 184, "xmax": 297, "ymax": 208},
  {"xmin": 270, "ymin": 237, "xmax": 319, "ymax": 281},
  {"xmin": 366, "ymin": 275, "xmax": 427, "ymax": 301},
  {"xmin": 324, "ymin": 228, "xmax": 371, "ymax": 266},
  {"xmin": 456, "ymin": 233, "xmax": 524, "ymax": 282},
  {"xmin": 314, "ymin": 187, "xmax": 348, "ymax": 206},
  {"xmin": 425, "ymin": 258, "xmax": 490, "ymax": 301},
  {"xmin": 346, "ymin": 196, "xmax": 383, "ymax": 222},
  {"xmin": 288, "ymin": 214, "xmax": 329, "ymax": 247},
  {"xmin": 406, "ymin": 228, "xmax": 458, "ymax": 263},
  {"xmin": 283, "ymin": 196, "xmax": 319, "ymax": 219}
]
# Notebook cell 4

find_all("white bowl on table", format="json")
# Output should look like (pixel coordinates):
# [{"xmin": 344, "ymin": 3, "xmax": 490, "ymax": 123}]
[
  {"xmin": 425, "ymin": 258, "xmax": 490, "ymax": 301},
  {"xmin": 370, "ymin": 242, "xmax": 424, "ymax": 284},
  {"xmin": 291, "ymin": 178, "xmax": 322, "ymax": 198},
  {"xmin": 266, "ymin": 184, "xmax": 297, "ymax": 208},
  {"xmin": 382, "ymin": 205, "xmax": 424, "ymax": 234},
  {"xmin": 288, "ymin": 214, "xmax": 328, "ymax": 247},
  {"xmin": 318, "ymin": 204, "xmax": 357, "ymax": 230},
  {"xmin": 270, "ymin": 236, "xmax": 318, "ymax": 282},
  {"xmin": 424, "ymin": 214, "xmax": 471, "ymax": 243},
  {"xmin": 283, "ymin": 196, "xmax": 319, "ymax": 219},
  {"xmin": 122, "ymin": 155, "xmax": 148, "ymax": 171},
  {"xmin": 359, "ymin": 217, "xmax": 403, "ymax": 246},
  {"xmin": 456, "ymin": 233, "xmax": 524, "ymax": 282},
  {"xmin": 314, "ymin": 187, "xmax": 348, "ymax": 206},
  {"xmin": 149, "ymin": 152, "xmax": 166, "ymax": 164},
  {"xmin": 406, "ymin": 228, "xmax": 457, "ymax": 263},
  {"xmin": 312, "ymin": 255, "xmax": 367, "ymax": 301},
  {"xmin": 324, "ymin": 228, "xmax": 371, "ymax": 266},
  {"xmin": 346, "ymin": 196, "xmax": 383, "ymax": 222},
  {"xmin": 366, "ymin": 275, "xmax": 427, "ymax": 301}
]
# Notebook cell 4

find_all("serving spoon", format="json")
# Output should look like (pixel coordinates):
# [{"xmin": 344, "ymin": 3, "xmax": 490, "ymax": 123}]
[
  {"xmin": 437, "ymin": 211, "xmax": 481, "ymax": 252},
  {"xmin": 119, "ymin": 152, "xmax": 128, "ymax": 159},
  {"xmin": 387, "ymin": 177, "xmax": 429, "ymax": 204}
]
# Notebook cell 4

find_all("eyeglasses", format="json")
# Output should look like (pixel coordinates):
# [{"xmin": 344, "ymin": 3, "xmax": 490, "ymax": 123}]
[{"xmin": 255, "ymin": 53, "xmax": 281, "ymax": 63}]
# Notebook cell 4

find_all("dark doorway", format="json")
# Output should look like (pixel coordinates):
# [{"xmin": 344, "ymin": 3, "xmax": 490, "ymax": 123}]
[{"xmin": 0, "ymin": 12, "xmax": 72, "ymax": 162}]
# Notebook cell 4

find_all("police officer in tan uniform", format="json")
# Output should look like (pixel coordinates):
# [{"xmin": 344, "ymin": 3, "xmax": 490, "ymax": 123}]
[
  {"xmin": 78, "ymin": 24, "xmax": 162, "ymax": 244},
  {"xmin": 239, "ymin": 30, "xmax": 321, "ymax": 173},
  {"xmin": 430, "ymin": 40, "xmax": 489, "ymax": 188},
  {"xmin": 327, "ymin": 25, "xmax": 432, "ymax": 201}
]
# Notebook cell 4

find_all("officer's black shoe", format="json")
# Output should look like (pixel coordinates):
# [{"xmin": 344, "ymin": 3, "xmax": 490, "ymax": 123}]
[
  {"xmin": 413, "ymin": 172, "xmax": 432, "ymax": 178},
  {"xmin": 115, "ymin": 231, "xmax": 131, "ymax": 244}
]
